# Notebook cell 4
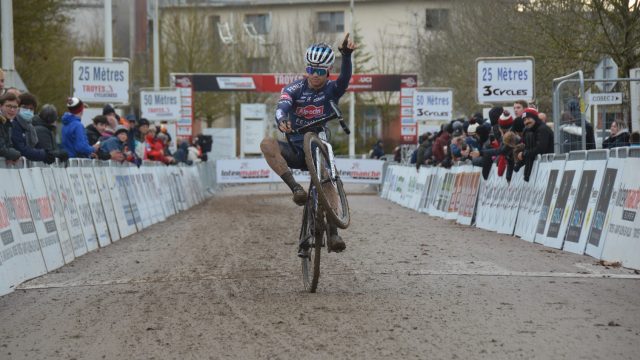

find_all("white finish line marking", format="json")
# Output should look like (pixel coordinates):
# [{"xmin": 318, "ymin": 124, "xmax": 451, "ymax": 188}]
[{"xmin": 16, "ymin": 268, "xmax": 640, "ymax": 290}]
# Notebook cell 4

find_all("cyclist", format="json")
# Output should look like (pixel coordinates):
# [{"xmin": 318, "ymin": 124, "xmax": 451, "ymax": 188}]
[{"xmin": 260, "ymin": 33, "xmax": 356, "ymax": 256}]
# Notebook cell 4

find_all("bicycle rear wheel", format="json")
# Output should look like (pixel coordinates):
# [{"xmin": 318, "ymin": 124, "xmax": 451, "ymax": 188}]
[
  {"xmin": 300, "ymin": 189, "xmax": 323, "ymax": 293},
  {"xmin": 303, "ymin": 132, "xmax": 350, "ymax": 229}
]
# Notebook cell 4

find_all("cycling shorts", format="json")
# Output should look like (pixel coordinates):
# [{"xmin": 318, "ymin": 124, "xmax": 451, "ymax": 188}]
[{"xmin": 278, "ymin": 140, "xmax": 307, "ymax": 170}]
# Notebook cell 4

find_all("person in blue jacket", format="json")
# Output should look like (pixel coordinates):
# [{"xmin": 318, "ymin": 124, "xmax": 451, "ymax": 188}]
[{"xmin": 61, "ymin": 97, "xmax": 98, "ymax": 158}]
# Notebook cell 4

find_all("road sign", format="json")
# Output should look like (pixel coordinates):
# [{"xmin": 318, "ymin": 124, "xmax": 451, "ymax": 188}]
[
  {"xmin": 72, "ymin": 58, "xmax": 130, "ymax": 104},
  {"xmin": 413, "ymin": 89, "xmax": 453, "ymax": 122},
  {"xmin": 140, "ymin": 89, "xmax": 182, "ymax": 121},
  {"xmin": 588, "ymin": 93, "xmax": 622, "ymax": 105},
  {"xmin": 476, "ymin": 57, "xmax": 535, "ymax": 104},
  {"xmin": 594, "ymin": 56, "xmax": 618, "ymax": 92}
]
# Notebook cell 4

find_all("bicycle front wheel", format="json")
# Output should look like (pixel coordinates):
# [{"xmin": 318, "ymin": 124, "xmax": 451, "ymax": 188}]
[
  {"xmin": 300, "ymin": 192, "xmax": 322, "ymax": 293},
  {"xmin": 303, "ymin": 132, "xmax": 350, "ymax": 229}
]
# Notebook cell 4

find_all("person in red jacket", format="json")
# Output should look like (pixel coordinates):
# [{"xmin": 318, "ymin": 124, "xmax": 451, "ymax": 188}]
[{"xmin": 145, "ymin": 132, "xmax": 173, "ymax": 164}]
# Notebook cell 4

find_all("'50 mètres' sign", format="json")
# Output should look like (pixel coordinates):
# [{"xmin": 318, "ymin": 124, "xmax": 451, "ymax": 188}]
[
  {"xmin": 413, "ymin": 89, "xmax": 453, "ymax": 121},
  {"xmin": 476, "ymin": 57, "xmax": 534, "ymax": 104},
  {"xmin": 72, "ymin": 58, "xmax": 130, "ymax": 104},
  {"xmin": 140, "ymin": 90, "xmax": 182, "ymax": 121}
]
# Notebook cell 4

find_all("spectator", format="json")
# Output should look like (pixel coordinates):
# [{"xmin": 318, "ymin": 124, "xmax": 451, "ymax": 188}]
[
  {"xmin": 187, "ymin": 140, "xmax": 202, "ymax": 164},
  {"xmin": 12, "ymin": 93, "xmax": 54, "ymax": 163},
  {"xmin": 432, "ymin": 123, "xmax": 452, "ymax": 165},
  {"xmin": 0, "ymin": 69, "xmax": 4, "ymax": 95},
  {"xmin": 369, "ymin": 139, "xmax": 384, "ymax": 159},
  {"xmin": 0, "ymin": 93, "xmax": 21, "ymax": 161},
  {"xmin": 539, "ymin": 112, "xmax": 548, "ymax": 123},
  {"xmin": 33, "ymin": 104, "xmax": 58, "ymax": 151},
  {"xmin": 513, "ymin": 100, "xmax": 528, "ymax": 118},
  {"xmin": 630, "ymin": 132, "xmax": 640, "ymax": 148},
  {"xmin": 415, "ymin": 132, "xmax": 435, "ymax": 170},
  {"xmin": 145, "ymin": 131, "xmax": 172, "ymax": 164},
  {"xmin": 102, "ymin": 104, "xmax": 118, "ymax": 136},
  {"xmin": 173, "ymin": 139, "xmax": 192, "ymax": 165},
  {"xmin": 62, "ymin": 97, "xmax": 98, "ymax": 158},
  {"xmin": 86, "ymin": 115, "xmax": 108, "ymax": 146},
  {"xmin": 560, "ymin": 99, "xmax": 595, "ymax": 151},
  {"xmin": 517, "ymin": 108, "xmax": 554, "ymax": 181},
  {"xmin": 602, "ymin": 119, "xmax": 630, "ymax": 149},
  {"xmin": 99, "ymin": 125, "xmax": 129, "ymax": 162}
]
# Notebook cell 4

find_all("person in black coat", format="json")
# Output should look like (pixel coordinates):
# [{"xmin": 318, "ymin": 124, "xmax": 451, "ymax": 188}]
[
  {"xmin": 517, "ymin": 108, "xmax": 554, "ymax": 182},
  {"xmin": 602, "ymin": 119, "xmax": 630, "ymax": 149},
  {"xmin": 33, "ymin": 104, "xmax": 69, "ymax": 162},
  {"xmin": 85, "ymin": 115, "xmax": 108, "ymax": 146}
]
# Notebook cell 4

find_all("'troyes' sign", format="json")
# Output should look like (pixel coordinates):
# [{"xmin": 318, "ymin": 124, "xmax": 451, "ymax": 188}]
[{"xmin": 476, "ymin": 57, "xmax": 534, "ymax": 104}]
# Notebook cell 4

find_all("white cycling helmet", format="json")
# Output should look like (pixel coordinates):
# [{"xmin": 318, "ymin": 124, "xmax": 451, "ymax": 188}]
[{"xmin": 305, "ymin": 43, "xmax": 335, "ymax": 68}]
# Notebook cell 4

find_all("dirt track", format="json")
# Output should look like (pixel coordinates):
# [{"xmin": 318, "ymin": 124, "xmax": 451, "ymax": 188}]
[{"xmin": 1, "ymin": 184, "xmax": 639, "ymax": 359}]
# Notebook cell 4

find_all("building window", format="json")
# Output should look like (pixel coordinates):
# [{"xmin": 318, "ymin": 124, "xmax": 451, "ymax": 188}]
[
  {"xmin": 425, "ymin": 9, "xmax": 449, "ymax": 30},
  {"xmin": 317, "ymin": 11, "xmax": 344, "ymax": 33},
  {"xmin": 245, "ymin": 13, "xmax": 270, "ymax": 35}
]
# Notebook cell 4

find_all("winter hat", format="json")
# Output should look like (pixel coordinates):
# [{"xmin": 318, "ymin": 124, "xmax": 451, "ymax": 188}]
[
  {"xmin": 499, "ymin": 110, "xmax": 514, "ymax": 129},
  {"xmin": 114, "ymin": 125, "xmax": 128, "ymax": 136},
  {"xmin": 452, "ymin": 120, "xmax": 464, "ymax": 132},
  {"xmin": 467, "ymin": 123, "xmax": 480, "ymax": 135},
  {"xmin": 103, "ymin": 104, "xmax": 116, "ymax": 116},
  {"xmin": 522, "ymin": 108, "xmax": 540, "ymax": 121},
  {"xmin": 67, "ymin": 97, "xmax": 85, "ymax": 115},
  {"xmin": 125, "ymin": 114, "xmax": 137, "ymax": 123},
  {"xmin": 512, "ymin": 117, "xmax": 525, "ymax": 133},
  {"xmin": 489, "ymin": 106, "xmax": 504, "ymax": 126}
]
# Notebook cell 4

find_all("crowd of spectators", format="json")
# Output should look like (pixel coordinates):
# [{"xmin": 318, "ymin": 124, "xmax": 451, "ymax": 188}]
[
  {"xmin": 0, "ymin": 71, "xmax": 210, "ymax": 167},
  {"xmin": 411, "ymin": 99, "xmax": 640, "ymax": 182}
]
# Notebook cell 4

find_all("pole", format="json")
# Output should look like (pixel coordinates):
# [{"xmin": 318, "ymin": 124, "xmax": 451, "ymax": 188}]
[
  {"xmin": 1, "ymin": 0, "xmax": 15, "ymax": 70},
  {"xmin": 104, "ymin": 0, "xmax": 113, "ymax": 61},
  {"xmin": 153, "ymin": 0, "xmax": 160, "ymax": 90},
  {"xmin": 348, "ymin": 0, "xmax": 356, "ymax": 158}
]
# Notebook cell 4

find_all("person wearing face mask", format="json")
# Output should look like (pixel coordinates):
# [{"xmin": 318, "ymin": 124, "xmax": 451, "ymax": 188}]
[{"xmin": 11, "ymin": 93, "xmax": 55, "ymax": 164}]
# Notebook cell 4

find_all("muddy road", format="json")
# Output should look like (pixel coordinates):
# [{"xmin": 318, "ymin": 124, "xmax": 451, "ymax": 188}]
[{"xmin": 1, "ymin": 184, "xmax": 639, "ymax": 359}]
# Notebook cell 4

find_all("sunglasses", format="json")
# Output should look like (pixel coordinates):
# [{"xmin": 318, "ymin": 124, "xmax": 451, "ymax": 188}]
[{"xmin": 305, "ymin": 66, "xmax": 328, "ymax": 76}]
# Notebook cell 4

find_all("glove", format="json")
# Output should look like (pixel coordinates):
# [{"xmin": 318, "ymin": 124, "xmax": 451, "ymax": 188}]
[
  {"xmin": 338, "ymin": 33, "xmax": 353, "ymax": 56},
  {"xmin": 43, "ymin": 150, "xmax": 56, "ymax": 164},
  {"xmin": 54, "ymin": 149, "xmax": 69, "ymax": 162}
]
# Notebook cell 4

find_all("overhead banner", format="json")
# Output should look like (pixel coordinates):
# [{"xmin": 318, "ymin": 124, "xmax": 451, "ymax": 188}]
[
  {"xmin": 476, "ymin": 57, "xmax": 534, "ymax": 104},
  {"xmin": 72, "ymin": 58, "xmax": 130, "ymax": 104},
  {"xmin": 172, "ymin": 73, "xmax": 418, "ymax": 93},
  {"xmin": 140, "ymin": 89, "xmax": 182, "ymax": 121}
]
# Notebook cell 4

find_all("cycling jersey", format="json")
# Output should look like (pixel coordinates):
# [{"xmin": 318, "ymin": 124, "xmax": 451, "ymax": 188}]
[{"xmin": 275, "ymin": 54, "xmax": 352, "ymax": 143}]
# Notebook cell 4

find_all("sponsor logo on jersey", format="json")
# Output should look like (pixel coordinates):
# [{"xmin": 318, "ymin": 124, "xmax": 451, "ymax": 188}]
[
  {"xmin": 295, "ymin": 105, "xmax": 324, "ymax": 119},
  {"xmin": 279, "ymin": 93, "xmax": 292, "ymax": 101}
]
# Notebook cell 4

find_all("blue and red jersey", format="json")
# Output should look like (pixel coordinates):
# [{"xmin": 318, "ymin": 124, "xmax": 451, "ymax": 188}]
[{"xmin": 275, "ymin": 54, "xmax": 352, "ymax": 142}]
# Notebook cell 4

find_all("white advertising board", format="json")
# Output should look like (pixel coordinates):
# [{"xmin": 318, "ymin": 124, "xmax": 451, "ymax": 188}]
[
  {"xmin": 476, "ymin": 57, "xmax": 535, "ymax": 104},
  {"xmin": 51, "ymin": 166, "xmax": 87, "ymax": 257},
  {"xmin": 19, "ymin": 168, "xmax": 65, "ymax": 272},
  {"xmin": 92, "ymin": 166, "xmax": 121, "ymax": 242},
  {"xmin": 241, "ymin": 104, "xmax": 266, "ymax": 156},
  {"xmin": 41, "ymin": 167, "xmax": 75, "ymax": 264},
  {"xmin": 413, "ymin": 89, "xmax": 453, "ymax": 122},
  {"xmin": 202, "ymin": 128, "xmax": 236, "ymax": 160},
  {"xmin": 141, "ymin": 89, "xmax": 182, "ymax": 121},
  {"xmin": 72, "ymin": 58, "xmax": 130, "ymax": 104},
  {"xmin": 66, "ymin": 167, "xmax": 99, "ymax": 252},
  {"xmin": 80, "ymin": 166, "xmax": 111, "ymax": 247}
]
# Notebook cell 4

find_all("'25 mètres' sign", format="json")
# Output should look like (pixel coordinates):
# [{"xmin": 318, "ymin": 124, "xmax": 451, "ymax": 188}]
[
  {"xmin": 476, "ymin": 57, "xmax": 534, "ymax": 104},
  {"xmin": 73, "ymin": 58, "xmax": 130, "ymax": 104}
]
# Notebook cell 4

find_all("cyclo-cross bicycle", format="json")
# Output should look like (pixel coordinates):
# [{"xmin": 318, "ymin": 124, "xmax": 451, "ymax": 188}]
[{"xmin": 286, "ymin": 101, "xmax": 351, "ymax": 293}]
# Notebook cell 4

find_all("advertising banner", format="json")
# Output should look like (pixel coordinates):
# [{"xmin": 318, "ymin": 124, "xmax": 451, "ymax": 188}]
[
  {"xmin": 51, "ymin": 167, "xmax": 87, "ymax": 257},
  {"xmin": 177, "ymin": 73, "xmax": 418, "ymax": 93},
  {"xmin": 563, "ymin": 150, "xmax": 608, "ymax": 255},
  {"xmin": 104, "ymin": 166, "xmax": 137, "ymax": 237},
  {"xmin": 476, "ymin": 57, "xmax": 535, "ymax": 104},
  {"xmin": 80, "ymin": 166, "xmax": 111, "ymax": 247},
  {"xmin": 140, "ymin": 89, "xmax": 182, "ymax": 121},
  {"xmin": 72, "ymin": 58, "xmax": 130, "ymax": 104},
  {"xmin": 93, "ymin": 166, "xmax": 121, "ymax": 242},
  {"xmin": 18, "ymin": 168, "xmax": 65, "ymax": 272},
  {"xmin": 600, "ymin": 153, "xmax": 640, "ymax": 269},
  {"xmin": 66, "ymin": 167, "xmax": 99, "ymax": 252},
  {"xmin": 41, "ymin": 167, "xmax": 75, "ymax": 264}
]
